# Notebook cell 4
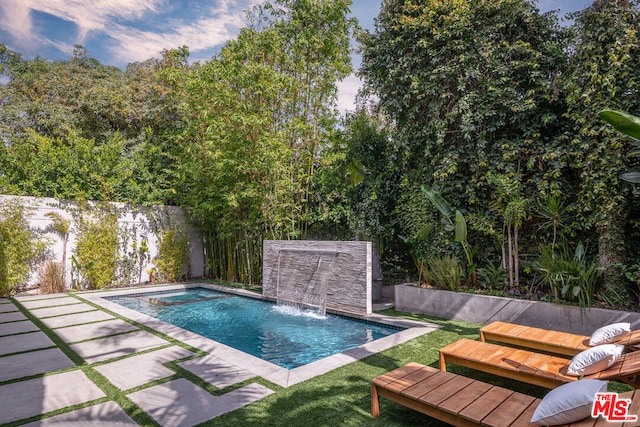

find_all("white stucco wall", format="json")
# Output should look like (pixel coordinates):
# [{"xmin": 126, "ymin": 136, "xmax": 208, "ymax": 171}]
[{"xmin": 0, "ymin": 195, "xmax": 205, "ymax": 289}]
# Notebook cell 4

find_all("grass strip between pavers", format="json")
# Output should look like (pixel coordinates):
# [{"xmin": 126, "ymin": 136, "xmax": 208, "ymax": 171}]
[
  {"xmin": 10, "ymin": 298, "xmax": 85, "ymax": 366},
  {"xmin": 7, "ymin": 298, "xmax": 161, "ymax": 426}
]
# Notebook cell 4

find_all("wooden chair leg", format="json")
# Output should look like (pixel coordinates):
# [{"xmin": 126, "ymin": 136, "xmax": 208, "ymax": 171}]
[{"xmin": 371, "ymin": 384, "xmax": 381, "ymax": 417}]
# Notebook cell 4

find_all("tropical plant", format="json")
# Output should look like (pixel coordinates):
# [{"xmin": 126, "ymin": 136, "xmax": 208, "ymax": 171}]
[
  {"xmin": 488, "ymin": 174, "xmax": 529, "ymax": 293},
  {"xmin": 422, "ymin": 185, "xmax": 476, "ymax": 286},
  {"xmin": 137, "ymin": 238, "xmax": 149, "ymax": 286},
  {"xmin": 535, "ymin": 195, "xmax": 568, "ymax": 253},
  {"xmin": 598, "ymin": 109, "xmax": 640, "ymax": 184},
  {"xmin": 477, "ymin": 260, "xmax": 508, "ymax": 290},
  {"xmin": 424, "ymin": 255, "xmax": 462, "ymax": 291},
  {"xmin": 533, "ymin": 241, "xmax": 604, "ymax": 310},
  {"xmin": 70, "ymin": 254, "xmax": 92, "ymax": 290}
]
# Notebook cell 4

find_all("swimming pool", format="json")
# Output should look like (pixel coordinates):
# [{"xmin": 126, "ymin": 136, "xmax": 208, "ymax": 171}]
[{"xmin": 107, "ymin": 287, "xmax": 401, "ymax": 369}]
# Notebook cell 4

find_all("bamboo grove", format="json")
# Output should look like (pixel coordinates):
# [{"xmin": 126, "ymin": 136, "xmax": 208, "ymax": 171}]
[{"xmin": 1, "ymin": 0, "xmax": 640, "ymax": 308}]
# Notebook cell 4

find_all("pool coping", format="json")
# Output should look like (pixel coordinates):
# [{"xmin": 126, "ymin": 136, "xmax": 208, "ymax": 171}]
[{"xmin": 78, "ymin": 283, "xmax": 441, "ymax": 388}]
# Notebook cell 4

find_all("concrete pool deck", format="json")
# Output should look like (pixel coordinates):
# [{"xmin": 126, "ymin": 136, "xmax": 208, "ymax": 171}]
[{"xmin": 0, "ymin": 284, "xmax": 440, "ymax": 426}]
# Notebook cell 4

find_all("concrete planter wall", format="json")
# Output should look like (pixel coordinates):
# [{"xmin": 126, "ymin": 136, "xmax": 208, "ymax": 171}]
[{"xmin": 395, "ymin": 284, "xmax": 640, "ymax": 335}]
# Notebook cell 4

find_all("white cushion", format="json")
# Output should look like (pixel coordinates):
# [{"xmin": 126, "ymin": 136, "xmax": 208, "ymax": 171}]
[
  {"xmin": 567, "ymin": 344, "xmax": 624, "ymax": 376},
  {"xmin": 590, "ymin": 322, "xmax": 631, "ymax": 346},
  {"xmin": 531, "ymin": 379, "xmax": 608, "ymax": 425}
]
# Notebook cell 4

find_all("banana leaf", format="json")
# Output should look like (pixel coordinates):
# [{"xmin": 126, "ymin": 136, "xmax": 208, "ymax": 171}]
[
  {"xmin": 455, "ymin": 210, "xmax": 467, "ymax": 242},
  {"xmin": 598, "ymin": 110, "xmax": 640, "ymax": 140},
  {"xmin": 421, "ymin": 185, "xmax": 454, "ymax": 223}
]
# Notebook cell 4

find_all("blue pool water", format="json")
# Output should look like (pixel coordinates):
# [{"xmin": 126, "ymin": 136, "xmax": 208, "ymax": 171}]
[{"xmin": 107, "ymin": 287, "xmax": 401, "ymax": 369}]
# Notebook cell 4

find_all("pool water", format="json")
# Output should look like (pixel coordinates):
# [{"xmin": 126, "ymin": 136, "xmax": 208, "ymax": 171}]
[{"xmin": 108, "ymin": 288, "xmax": 401, "ymax": 369}]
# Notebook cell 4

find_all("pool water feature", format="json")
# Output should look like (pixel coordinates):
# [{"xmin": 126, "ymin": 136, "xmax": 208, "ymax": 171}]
[
  {"xmin": 108, "ymin": 287, "xmax": 401, "ymax": 369},
  {"xmin": 275, "ymin": 249, "xmax": 338, "ymax": 315}
]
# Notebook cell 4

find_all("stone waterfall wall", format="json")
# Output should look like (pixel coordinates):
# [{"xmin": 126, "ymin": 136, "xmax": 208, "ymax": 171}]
[{"xmin": 262, "ymin": 240, "xmax": 372, "ymax": 315}]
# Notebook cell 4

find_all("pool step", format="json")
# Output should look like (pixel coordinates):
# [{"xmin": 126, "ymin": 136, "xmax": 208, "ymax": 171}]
[{"xmin": 146, "ymin": 295, "xmax": 235, "ymax": 306}]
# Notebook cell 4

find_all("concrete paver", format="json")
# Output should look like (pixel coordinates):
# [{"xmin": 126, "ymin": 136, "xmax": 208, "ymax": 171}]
[
  {"xmin": 14, "ymin": 293, "xmax": 70, "ymax": 301},
  {"xmin": 53, "ymin": 319, "xmax": 139, "ymax": 343},
  {"xmin": 127, "ymin": 378, "xmax": 273, "ymax": 427},
  {"xmin": 178, "ymin": 353, "xmax": 255, "ymax": 388},
  {"xmin": 93, "ymin": 346, "xmax": 193, "ymax": 390},
  {"xmin": 29, "ymin": 303, "xmax": 97, "ymax": 319},
  {"xmin": 40, "ymin": 311, "xmax": 115, "ymax": 329},
  {"xmin": 0, "ymin": 370, "xmax": 106, "ymax": 425},
  {"xmin": 0, "ymin": 331, "xmax": 55, "ymax": 356},
  {"xmin": 70, "ymin": 330, "xmax": 169, "ymax": 363},
  {"xmin": 0, "ymin": 347, "xmax": 75, "ymax": 382},
  {"xmin": 0, "ymin": 319, "xmax": 40, "ymax": 336},
  {"xmin": 22, "ymin": 401, "xmax": 138, "ymax": 426},
  {"xmin": 0, "ymin": 302, "xmax": 17, "ymax": 313},
  {"xmin": 19, "ymin": 296, "xmax": 82, "ymax": 310},
  {"xmin": 0, "ymin": 311, "xmax": 27, "ymax": 323}
]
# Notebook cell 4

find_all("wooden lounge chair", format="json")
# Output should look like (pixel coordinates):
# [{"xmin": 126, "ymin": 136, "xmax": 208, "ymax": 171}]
[
  {"xmin": 439, "ymin": 338, "xmax": 640, "ymax": 389},
  {"xmin": 479, "ymin": 321, "xmax": 640, "ymax": 357},
  {"xmin": 371, "ymin": 362, "xmax": 640, "ymax": 426}
]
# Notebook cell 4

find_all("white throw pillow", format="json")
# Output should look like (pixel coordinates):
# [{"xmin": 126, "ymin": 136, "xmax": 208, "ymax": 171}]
[
  {"xmin": 567, "ymin": 344, "xmax": 624, "ymax": 376},
  {"xmin": 530, "ymin": 379, "xmax": 608, "ymax": 426},
  {"xmin": 590, "ymin": 322, "xmax": 631, "ymax": 346}
]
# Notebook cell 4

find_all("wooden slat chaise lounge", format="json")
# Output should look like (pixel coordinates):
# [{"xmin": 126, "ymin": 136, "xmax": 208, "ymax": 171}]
[
  {"xmin": 480, "ymin": 321, "xmax": 640, "ymax": 357},
  {"xmin": 371, "ymin": 362, "xmax": 640, "ymax": 426},
  {"xmin": 439, "ymin": 338, "xmax": 640, "ymax": 389}
]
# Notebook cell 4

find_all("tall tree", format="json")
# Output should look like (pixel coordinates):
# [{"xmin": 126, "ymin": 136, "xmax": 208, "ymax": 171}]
[
  {"xmin": 359, "ymin": 0, "xmax": 566, "ymax": 283},
  {"xmin": 248, "ymin": 0, "xmax": 356, "ymax": 234},
  {"xmin": 563, "ymin": 0, "xmax": 640, "ymax": 295},
  {"xmin": 360, "ymin": 0, "xmax": 565, "ymax": 199},
  {"xmin": 0, "ymin": 45, "xmax": 176, "ymax": 204},
  {"xmin": 164, "ymin": 0, "xmax": 355, "ymax": 283}
]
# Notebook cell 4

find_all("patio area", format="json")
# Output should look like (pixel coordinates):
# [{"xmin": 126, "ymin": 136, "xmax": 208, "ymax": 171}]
[{"xmin": 0, "ymin": 284, "xmax": 438, "ymax": 426}]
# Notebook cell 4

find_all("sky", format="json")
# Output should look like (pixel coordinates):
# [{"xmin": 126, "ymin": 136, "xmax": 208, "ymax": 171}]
[{"xmin": 0, "ymin": 0, "xmax": 595, "ymax": 113}]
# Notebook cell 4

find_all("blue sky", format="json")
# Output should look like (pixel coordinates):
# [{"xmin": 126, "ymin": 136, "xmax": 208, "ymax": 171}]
[{"xmin": 0, "ymin": 0, "xmax": 594, "ymax": 112}]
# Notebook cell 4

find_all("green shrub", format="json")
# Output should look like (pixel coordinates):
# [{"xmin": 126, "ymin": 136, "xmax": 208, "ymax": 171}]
[
  {"xmin": 534, "ymin": 242, "xmax": 604, "ymax": 308},
  {"xmin": 75, "ymin": 210, "xmax": 119, "ymax": 289},
  {"xmin": 0, "ymin": 199, "xmax": 47, "ymax": 296},
  {"xmin": 477, "ymin": 260, "xmax": 507, "ymax": 290},
  {"xmin": 425, "ymin": 255, "xmax": 462, "ymax": 291},
  {"xmin": 155, "ymin": 227, "xmax": 189, "ymax": 282}
]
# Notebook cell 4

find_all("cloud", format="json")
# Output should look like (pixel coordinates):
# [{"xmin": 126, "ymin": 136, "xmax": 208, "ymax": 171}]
[
  {"xmin": 336, "ymin": 73, "xmax": 361, "ymax": 114},
  {"xmin": 0, "ymin": 1, "xmax": 35, "ymax": 50},
  {"xmin": 106, "ymin": 2, "xmax": 253, "ymax": 65},
  {"xmin": 0, "ymin": 0, "xmax": 262, "ymax": 66},
  {"xmin": 0, "ymin": 0, "xmax": 164, "ymax": 58},
  {"xmin": 28, "ymin": 0, "xmax": 163, "ymax": 41}
]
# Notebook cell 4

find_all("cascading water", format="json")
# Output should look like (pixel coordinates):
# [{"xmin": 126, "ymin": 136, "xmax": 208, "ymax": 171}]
[{"xmin": 275, "ymin": 249, "xmax": 339, "ymax": 317}]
